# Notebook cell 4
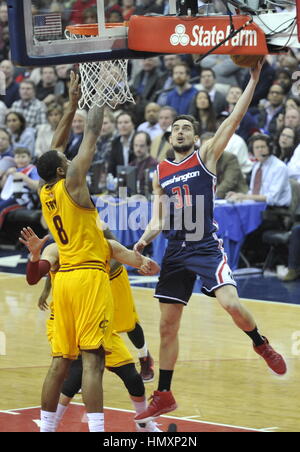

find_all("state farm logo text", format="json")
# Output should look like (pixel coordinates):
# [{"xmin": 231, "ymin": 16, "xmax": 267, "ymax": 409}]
[{"xmin": 170, "ymin": 24, "xmax": 257, "ymax": 47}]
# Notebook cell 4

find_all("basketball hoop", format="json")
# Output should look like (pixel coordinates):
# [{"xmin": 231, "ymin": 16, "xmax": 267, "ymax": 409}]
[{"xmin": 65, "ymin": 23, "xmax": 134, "ymax": 110}]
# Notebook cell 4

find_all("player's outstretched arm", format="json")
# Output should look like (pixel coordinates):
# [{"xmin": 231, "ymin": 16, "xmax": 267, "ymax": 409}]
[
  {"xmin": 50, "ymin": 71, "xmax": 81, "ymax": 153},
  {"xmin": 108, "ymin": 240, "xmax": 160, "ymax": 276},
  {"xmin": 203, "ymin": 58, "xmax": 264, "ymax": 162}
]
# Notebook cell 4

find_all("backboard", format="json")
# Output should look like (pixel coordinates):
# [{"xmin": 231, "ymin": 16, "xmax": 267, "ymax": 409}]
[{"xmin": 7, "ymin": 0, "xmax": 153, "ymax": 66}]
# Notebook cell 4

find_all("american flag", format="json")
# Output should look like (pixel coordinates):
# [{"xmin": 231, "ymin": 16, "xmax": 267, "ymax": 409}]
[{"xmin": 33, "ymin": 13, "xmax": 62, "ymax": 40}]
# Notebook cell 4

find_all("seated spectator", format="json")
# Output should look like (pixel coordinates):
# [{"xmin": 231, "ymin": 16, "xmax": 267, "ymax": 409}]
[
  {"xmin": 198, "ymin": 54, "xmax": 243, "ymax": 87},
  {"xmin": 274, "ymin": 68, "xmax": 292, "ymax": 95},
  {"xmin": 188, "ymin": 90, "xmax": 216, "ymax": 134},
  {"xmin": 132, "ymin": 57, "xmax": 162, "ymax": 102},
  {"xmin": 216, "ymin": 111, "xmax": 253, "ymax": 178},
  {"xmin": 90, "ymin": 110, "xmax": 117, "ymax": 192},
  {"xmin": 257, "ymin": 83, "xmax": 285, "ymax": 135},
  {"xmin": 225, "ymin": 85, "xmax": 259, "ymax": 142},
  {"xmin": 195, "ymin": 67, "xmax": 227, "ymax": 115},
  {"xmin": 82, "ymin": 6, "xmax": 98, "ymax": 23},
  {"xmin": 285, "ymin": 97, "xmax": 300, "ymax": 111},
  {"xmin": 0, "ymin": 100, "xmax": 7, "ymax": 126},
  {"xmin": 279, "ymin": 224, "xmax": 300, "ymax": 281},
  {"xmin": 164, "ymin": 63, "xmax": 198, "ymax": 115},
  {"xmin": 150, "ymin": 106, "xmax": 176, "ymax": 162},
  {"xmin": 287, "ymin": 142, "xmax": 300, "ymax": 183},
  {"xmin": 0, "ymin": 128, "xmax": 15, "ymax": 186},
  {"xmin": 0, "ymin": 60, "xmax": 20, "ymax": 108},
  {"xmin": 0, "ymin": 147, "xmax": 40, "ymax": 229},
  {"xmin": 69, "ymin": 0, "xmax": 97, "ymax": 24},
  {"xmin": 137, "ymin": 102, "xmax": 163, "ymax": 140},
  {"xmin": 135, "ymin": 0, "xmax": 165, "ymax": 15},
  {"xmin": 35, "ymin": 66, "xmax": 58, "ymax": 105},
  {"xmin": 107, "ymin": 7, "xmax": 123, "ymax": 22},
  {"xmin": 227, "ymin": 134, "xmax": 292, "ymax": 264},
  {"xmin": 226, "ymin": 134, "xmax": 291, "ymax": 206},
  {"xmin": 284, "ymin": 107, "xmax": 300, "ymax": 133},
  {"xmin": 129, "ymin": 131, "xmax": 158, "ymax": 196},
  {"xmin": 155, "ymin": 54, "xmax": 183, "ymax": 106},
  {"xmin": 65, "ymin": 109, "xmax": 86, "ymax": 160},
  {"xmin": 275, "ymin": 127, "xmax": 298, "ymax": 163},
  {"xmin": 5, "ymin": 112, "xmax": 36, "ymax": 156},
  {"xmin": 122, "ymin": 0, "xmax": 136, "ymax": 20},
  {"xmin": 108, "ymin": 112, "xmax": 136, "ymax": 177},
  {"xmin": 11, "ymin": 80, "xmax": 47, "ymax": 128},
  {"xmin": 35, "ymin": 104, "xmax": 64, "ymax": 158},
  {"xmin": 201, "ymin": 132, "xmax": 248, "ymax": 199}
]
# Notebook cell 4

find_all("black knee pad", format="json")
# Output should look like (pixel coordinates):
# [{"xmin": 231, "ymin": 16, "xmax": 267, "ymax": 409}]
[
  {"xmin": 109, "ymin": 363, "xmax": 145, "ymax": 398},
  {"xmin": 61, "ymin": 356, "xmax": 83, "ymax": 398}
]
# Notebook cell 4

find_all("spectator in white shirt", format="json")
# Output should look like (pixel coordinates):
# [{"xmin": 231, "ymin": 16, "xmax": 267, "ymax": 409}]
[
  {"xmin": 287, "ymin": 143, "xmax": 300, "ymax": 183},
  {"xmin": 137, "ymin": 102, "xmax": 163, "ymax": 140},
  {"xmin": 226, "ymin": 134, "xmax": 291, "ymax": 207}
]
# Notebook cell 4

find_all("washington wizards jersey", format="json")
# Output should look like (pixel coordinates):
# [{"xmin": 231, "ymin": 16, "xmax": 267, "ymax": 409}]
[{"xmin": 157, "ymin": 150, "xmax": 218, "ymax": 241}]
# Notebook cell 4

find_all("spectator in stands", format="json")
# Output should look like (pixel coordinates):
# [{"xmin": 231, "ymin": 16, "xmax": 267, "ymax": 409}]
[
  {"xmin": 69, "ymin": 0, "xmax": 97, "ymax": 24},
  {"xmin": 242, "ymin": 59, "xmax": 276, "ymax": 109},
  {"xmin": 130, "ymin": 131, "xmax": 158, "ymax": 196},
  {"xmin": 82, "ymin": 6, "xmax": 98, "ymax": 23},
  {"xmin": 135, "ymin": 0, "xmax": 165, "ymax": 15},
  {"xmin": 0, "ymin": 147, "xmax": 40, "ymax": 229},
  {"xmin": 287, "ymin": 143, "xmax": 300, "ymax": 183},
  {"xmin": 279, "ymin": 225, "xmax": 300, "ymax": 281},
  {"xmin": 108, "ymin": 112, "xmax": 136, "ymax": 176},
  {"xmin": 122, "ymin": 0, "xmax": 136, "ymax": 20},
  {"xmin": 156, "ymin": 54, "xmax": 183, "ymax": 106},
  {"xmin": 106, "ymin": 8, "xmax": 123, "ymax": 22},
  {"xmin": 225, "ymin": 85, "xmax": 259, "ymax": 142},
  {"xmin": 285, "ymin": 97, "xmax": 300, "ymax": 111},
  {"xmin": 257, "ymin": 83, "xmax": 285, "ymax": 135},
  {"xmin": 275, "ymin": 127, "xmax": 298, "ymax": 163},
  {"xmin": 188, "ymin": 90, "xmax": 216, "ymax": 134},
  {"xmin": 197, "ymin": 68, "xmax": 227, "ymax": 116},
  {"xmin": 150, "ymin": 106, "xmax": 176, "ymax": 162},
  {"xmin": 216, "ymin": 111, "xmax": 253, "ymax": 178},
  {"xmin": 198, "ymin": 54, "xmax": 244, "ymax": 87},
  {"xmin": 11, "ymin": 80, "xmax": 47, "ymax": 128},
  {"xmin": 226, "ymin": 134, "xmax": 291, "ymax": 206},
  {"xmin": 0, "ymin": 60, "xmax": 20, "ymax": 108},
  {"xmin": 0, "ymin": 128, "xmax": 15, "ymax": 186},
  {"xmin": 137, "ymin": 102, "xmax": 163, "ymax": 140},
  {"xmin": 91, "ymin": 110, "xmax": 117, "ymax": 192},
  {"xmin": 5, "ymin": 112, "xmax": 36, "ymax": 156},
  {"xmin": 35, "ymin": 103, "xmax": 64, "ymax": 158},
  {"xmin": 201, "ymin": 131, "xmax": 248, "ymax": 199},
  {"xmin": 35, "ymin": 66, "xmax": 58, "ymax": 105},
  {"xmin": 65, "ymin": 109, "xmax": 86, "ymax": 160},
  {"xmin": 284, "ymin": 108, "xmax": 300, "ymax": 133},
  {"xmin": 132, "ymin": 57, "xmax": 162, "ymax": 101},
  {"xmin": 164, "ymin": 63, "xmax": 198, "ymax": 115},
  {"xmin": 0, "ymin": 100, "xmax": 7, "ymax": 127},
  {"xmin": 54, "ymin": 64, "xmax": 73, "ymax": 100},
  {"xmin": 274, "ymin": 68, "xmax": 292, "ymax": 95}
]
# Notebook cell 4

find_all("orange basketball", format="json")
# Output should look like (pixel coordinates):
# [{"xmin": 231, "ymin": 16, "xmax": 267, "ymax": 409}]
[{"xmin": 230, "ymin": 54, "xmax": 263, "ymax": 68}]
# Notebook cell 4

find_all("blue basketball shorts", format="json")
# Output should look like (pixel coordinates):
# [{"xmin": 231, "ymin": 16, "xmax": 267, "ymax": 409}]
[{"xmin": 154, "ymin": 234, "xmax": 237, "ymax": 305}]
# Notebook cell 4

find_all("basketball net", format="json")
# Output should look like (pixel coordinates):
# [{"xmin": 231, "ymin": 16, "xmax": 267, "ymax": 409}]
[{"xmin": 65, "ymin": 27, "xmax": 134, "ymax": 110}]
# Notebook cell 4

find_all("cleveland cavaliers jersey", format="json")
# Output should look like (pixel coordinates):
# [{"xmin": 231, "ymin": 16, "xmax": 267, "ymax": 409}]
[
  {"xmin": 40, "ymin": 179, "xmax": 107, "ymax": 270},
  {"xmin": 157, "ymin": 150, "xmax": 218, "ymax": 241}
]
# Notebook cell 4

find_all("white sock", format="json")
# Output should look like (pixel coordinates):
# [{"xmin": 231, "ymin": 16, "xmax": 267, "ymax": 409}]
[
  {"xmin": 40, "ymin": 410, "xmax": 56, "ymax": 432},
  {"xmin": 87, "ymin": 412, "xmax": 104, "ymax": 432},
  {"xmin": 137, "ymin": 344, "xmax": 148, "ymax": 359},
  {"xmin": 55, "ymin": 403, "xmax": 68, "ymax": 430},
  {"xmin": 132, "ymin": 398, "xmax": 147, "ymax": 415}
]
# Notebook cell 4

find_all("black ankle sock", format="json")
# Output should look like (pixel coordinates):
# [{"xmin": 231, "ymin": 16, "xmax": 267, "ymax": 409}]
[
  {"xmin": 158, "ymin": 369, "xmax": 174, "ymax": 392},
  {"xmin": 244, "ymin": 327, "xmax": 265, "ymax": 346}
]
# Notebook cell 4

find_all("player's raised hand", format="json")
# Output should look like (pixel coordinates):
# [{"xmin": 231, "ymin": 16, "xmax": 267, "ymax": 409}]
[
  {"xmin": 250, "ymin": 56, "xmax": 264, "ymax": 80},
  {"xmin": 19, "ymin": 227, "xmax": 50, "ymax": 261},
  {"xmin": 69, "ymin": 70, "xmax": 81, "ymax": 106}
]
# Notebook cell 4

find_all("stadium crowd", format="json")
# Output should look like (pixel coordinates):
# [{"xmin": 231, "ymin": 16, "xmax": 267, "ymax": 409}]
[{"xmin": 0, "ymin": 0, "xmax": 300, "ymax": 276}]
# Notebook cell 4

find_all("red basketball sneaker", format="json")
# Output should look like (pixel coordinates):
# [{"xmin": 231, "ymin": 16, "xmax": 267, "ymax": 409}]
[
  {"xmin": 253, "ymin": 337, "xmax": 287, "ymax": 375},
  {"xmin": 134, "ymin": 391, "xmax": 178, "ymax": 423},
  {"xmin": 139, "ymin": 352, "xmax": 154, "ymax": 383}
]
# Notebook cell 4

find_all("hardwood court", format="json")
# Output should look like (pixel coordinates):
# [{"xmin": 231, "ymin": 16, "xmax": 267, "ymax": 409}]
[{"xmin": 0, "ymin": 272, "xmax": 299, "ymax": 432}]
